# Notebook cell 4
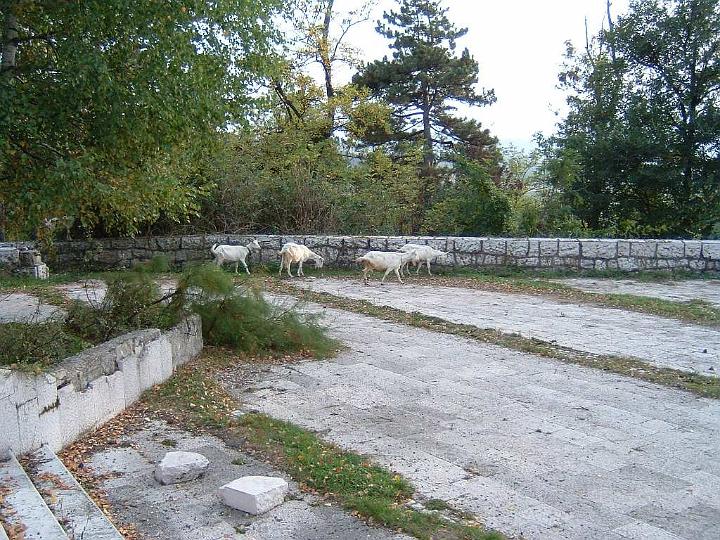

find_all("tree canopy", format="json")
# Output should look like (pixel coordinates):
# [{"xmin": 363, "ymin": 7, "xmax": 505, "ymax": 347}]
[
  {"xmin": 542, "ymin": 0, "xmax": 720, "ymax": 237},
  {"xmin": 0, "ymin": 0, "xmax": 281, "ymax": 238}
]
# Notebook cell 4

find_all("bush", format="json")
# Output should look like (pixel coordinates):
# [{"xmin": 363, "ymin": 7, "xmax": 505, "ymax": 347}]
[
  {"xmin": 65, "ymin": 257, "xmax": 179, "ymax": 343},
  {"xmin": 179, "ymin": 263, "xmax": 339, "ymax": 357},
  {"xmin": 0, "ymin": 322, "xmax": 87, "ymax": 369}
]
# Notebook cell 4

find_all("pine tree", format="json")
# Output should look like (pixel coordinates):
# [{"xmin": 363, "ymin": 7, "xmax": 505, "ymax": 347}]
[{"xmin": 353, "ymin": 0, "xmax": 496, "ymax": 215}]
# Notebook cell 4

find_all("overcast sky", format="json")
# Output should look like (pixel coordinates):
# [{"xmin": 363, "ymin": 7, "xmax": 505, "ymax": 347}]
[{"xmin": 320, "ymin": 0, "xmax": 630, "ymax": 150}]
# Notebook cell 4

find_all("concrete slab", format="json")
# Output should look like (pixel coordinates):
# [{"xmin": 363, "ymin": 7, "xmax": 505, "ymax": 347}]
[
  {"xmin": 0, "ymin": 453, "xmax": 68, "ymax": 539},
  {"xmin": 27, "ymin": 445, "xmax": 123, "ymax": 539},
  {"xmin": 0, "ymin": 293, "xmax": 63, "ymax": 323},
  {"xmin": 291, "ymin": 279, "xmax": 720, "ymax": 376},
  {"xmin": 87, "ymin": 421, "xmax": 411, "ymax": 540},
  {"xmin": 233, "ymin": 304, "xmax": 720, "ymax": 540},
  {"xmin": 555, "ymin": 278, "xmax": 720, "ymax": 307}
]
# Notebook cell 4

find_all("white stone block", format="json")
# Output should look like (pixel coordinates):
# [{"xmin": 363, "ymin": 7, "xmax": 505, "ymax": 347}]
[
  {"xmin": 218, "ymin": 476, "xmax": 288, "ymax": 515},
  {"xmin": 155, "ymin": 451, "xmax": 209, "ymax": 485},
  {"xmin": 702, "ymin": 242, "xmax": 720, "ymax": 260},
  {"xmin": 656, "ymin": 241, "xmax": 684, "ymax": 259}
]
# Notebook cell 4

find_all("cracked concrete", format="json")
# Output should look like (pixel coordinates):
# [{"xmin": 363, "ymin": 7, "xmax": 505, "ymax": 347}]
[
  {"xmin": 555, "ymin": 278, "xmax": 720, "ymax": 307},
  {"xmin": 234, "ymin": 303, "xmax": 720, "ymax": 540},
  {"xmin": 291, "ymin": 279, "xmax": 720, "ymax": 376}
]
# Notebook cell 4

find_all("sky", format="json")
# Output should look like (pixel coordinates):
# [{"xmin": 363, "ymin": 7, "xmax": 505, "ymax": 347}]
[{"xmin": 314, "ymin": 0, "xmax": 630, "ymax": 150}]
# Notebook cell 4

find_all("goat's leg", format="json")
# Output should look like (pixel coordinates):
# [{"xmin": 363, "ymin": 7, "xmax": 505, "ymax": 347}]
[
  {"xmin": 362, "ymin": 268, "xmax": 369, "ymax": 284},
  {"xmin": 298, "ymin": 260, "xmax": 304, "ymax": 277},
  {"xmin": 395, "ymin": 267, "xmax": 404, "ymax": 284},
  {"xmin": 426, "ymin": 261, "xmax": 432, "ymax": 275},
  {"xmin": 381, "ymin": 268, "xmax": 393, "ymax": 284},
  {"xmin": 234, "ymin": 261, "xmax": 239, "ymax": 274},
  {"xmin": 287, "ymin": 261, "xmax": 295, "ymax": 278},
  {"xmin": 278, "ymin": 258, "xmax": 284, "ymax": 276},
  {"xmin": 242, "ymin": 260, "xmax": 250, "ymax": 274}
]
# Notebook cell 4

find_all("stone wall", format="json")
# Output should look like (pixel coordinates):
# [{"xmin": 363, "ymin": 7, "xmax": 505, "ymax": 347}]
[
  {"xmin": 46, "ymin": 235, "xmax": 720, "ymax": 272},
  {"xmin": 0, "ymin": 242, "xmax": 49, "ymax": 279},
  {"xmin": 0, "ymin": 315, "xmax": 203, "ymax": 456}
]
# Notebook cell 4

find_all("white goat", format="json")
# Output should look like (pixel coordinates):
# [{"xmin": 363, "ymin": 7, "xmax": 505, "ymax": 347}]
[
  {"xmin": 356, "ymin": 250, "xmax": 418, "ymax": 284},
  {"xmin": 398, "ymin": 244, "xmax": 448, "ymax": 276},
  {"xmin": 278, "ymin": 242, "xmax": 324, "ymax": 277},
  {"xmin": 210, "ymin": 239, "xmax": 261, "ymax": 274}
]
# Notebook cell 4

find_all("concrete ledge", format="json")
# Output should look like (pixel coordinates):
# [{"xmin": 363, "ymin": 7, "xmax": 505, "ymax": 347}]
[
  {"xmin": 0, "ymin": 315, "xmax": 202, "ymax": 456},
  {"xmin": 44, "ymin": 235, "xmax": 720, "ymax": 273}
]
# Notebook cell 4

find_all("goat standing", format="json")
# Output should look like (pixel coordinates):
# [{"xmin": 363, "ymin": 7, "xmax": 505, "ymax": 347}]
[
  {"xmin": 279, "ymin": 242, "xmax": 324, "ymax": 277},
  {"xmin": 356, "ymin": 250, "xmax": 417, "ymax": 284},
  {"xmin": 210, "ymin": 240, "xmax": 261, "ymax": 274}
]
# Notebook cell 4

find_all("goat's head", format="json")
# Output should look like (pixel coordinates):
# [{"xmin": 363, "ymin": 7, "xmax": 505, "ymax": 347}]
[
  {"xmin": 248, "ymin": 239, "xmax": 261, "ymax": 250},
  {"xmin": 314, "ymin": 255, "xmax": 325, "ymax": 269}
]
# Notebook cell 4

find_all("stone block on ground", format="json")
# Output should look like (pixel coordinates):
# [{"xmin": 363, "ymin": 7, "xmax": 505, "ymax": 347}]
[
  {"xmin": 154, "ymin": 451, "xmax": 210, "ymax": 485},
  {"xmin": 218, "ymin": 475, "xmax": 288, "ymax": 515}
]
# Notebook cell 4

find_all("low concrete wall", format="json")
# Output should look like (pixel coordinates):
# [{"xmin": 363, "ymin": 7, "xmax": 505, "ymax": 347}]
[
  {"xmin": 48, "ymin": 235, "xmax": 720, "ymax": 272},
  {"xmin": 0, "ymin": 315, "xmax": 203, "ymax": 456}
]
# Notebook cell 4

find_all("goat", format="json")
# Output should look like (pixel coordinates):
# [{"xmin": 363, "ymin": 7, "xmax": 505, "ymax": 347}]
[
  {"xmin": 278, "ymin": 242, "xmax": 324, "ymax": 277},
  {"xmin": 355, "ymin": 250, "xmax": 418, "ymax": 284},
  {"xmin": 210, "ymin": 239, "xmax": 261, "ymax": 274},
  {"xmin": 398, "ymin": 244, "xmax": 448, "ymax": 276}
]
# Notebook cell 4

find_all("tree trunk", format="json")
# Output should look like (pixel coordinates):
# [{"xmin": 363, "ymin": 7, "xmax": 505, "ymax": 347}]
[
  {"xmin": 320, "ymin": 0, "xmax": 335, "ymax": 136},
  {"xmin": 1, "ymin": 5, "xmax": 18, "ymax": 79}
]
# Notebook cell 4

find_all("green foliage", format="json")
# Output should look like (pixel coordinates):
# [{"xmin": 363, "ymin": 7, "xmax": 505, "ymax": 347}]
[
  {"xmin": 543, "ymin": 0, "xmax": 720, "ymax": 237},
  {"xmin": 423, "ymin": 158, "xmax": 510, "ymax": 235},
  {"xmin": 65, "ymin": 259, "xmax": 179, "ymax": 343},
  {"xmin": 0, "ymin": 321, "xmax": 86, "ymax": 369},
  {"xmin": 194, "ymin": 284, "xmax": 339, "ymax": 357},
  {"xmin": 0, "ymin": 0, "xmax": 282, "ymax": 238}
]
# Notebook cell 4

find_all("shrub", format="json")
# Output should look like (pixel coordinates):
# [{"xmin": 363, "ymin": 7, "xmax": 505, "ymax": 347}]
[{"xmin": 0, "ymin": 321, "xmax": 87, "ymax": 369}]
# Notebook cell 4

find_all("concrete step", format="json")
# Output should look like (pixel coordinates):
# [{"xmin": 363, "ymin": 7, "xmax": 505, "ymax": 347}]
[
  {"xmin": 25, "ymin": 446, "xmax": 124, "ymax": 540},
  {"xmin": 0, "ymin": 453, "xmax": 68, "ymax": 539}
]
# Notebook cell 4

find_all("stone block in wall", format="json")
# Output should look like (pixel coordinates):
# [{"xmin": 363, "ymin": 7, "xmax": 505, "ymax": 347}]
[
  {"xmin": 0, "ymin": 246, "xmax": 20, "ymax": 265},
  {"xmin": 617, "ymin": 241, "xmax": 631, "ymax": 257},
  {"xmin": 656, "ymin": 241, "xmax": 684, "ymax": 259},
  {"xmin": 701, "ymin": 242, "xmax": 720, "ymax": 260},
  {"xmin": 454, "ymin": 253, "xmax": 476, "ymax": 266},
  {"xmin": 483, "ymin": 238, "xmax": 507, "ymax": 255},
  {"xmin": 346, "ymin": 236, "xmax": 370, "ymax": 249},
  {"xmin": 539, "ymin": 239, "xmax": 558, "ymax": 257},
  {"xmin": 516, "ymin": 257, "xmax": 539, "ymax": 267},
  {"xmin": 425, "ymin": 238, "xmax": 449, "ymax": 251},
  {"xmin": 629, "ymin": 240, "xmax": 657, "ymax": 258},
  {"xmin": 181, "ymin": 235, "xmax": 205, "ymax": 249},
  {"xmin": 385, "ymin": 237, "xmax": 406, "ymax": 250},
  {"xmin": 558, "ymin": 240, "xmax": 580, "ymax": 257},
  {"xmin": 95, "ymin": 250, "xmax": 119, "ymax": 266},
  {"xmin": 595, "ymin": 260, "xmax": 607, "ymax": 270},
  {"xmin": 617, "ymin": 257, "xmax": 640, "ymax": 270},
  {"xmin": 580, "ymin": 240, "xmax": 617, "ymax": 259},
  {"xmin": 368, "ymin": 236, "xmax": 387, "ymax": 250},
  {"xmin": 507, "ymin": 239, "xmax": 529, "ymax": 257},
  {"xmin": 683, "ymin": 241, "xmax": 702, "ymax": 258},
  {"xmin": 689, "ymin": 259, "xmax": 707, "ymax": 271},
  {"xmin": 606, "ymin": 259, "xmax": 618, "ymax": 270},
  {"xmin": 528, "ymin": 239, "xmax": 540, "ymax": 257},
  {"xmin": 580, "ymin": 258, "xmax": 595, "ymax": 269},
  {"xmin": 156, "ymin": 237, "xmax": 183, "ymax": 251},
  {"xmin": 453, "ymin": 237, "xmax": 482, "ymax": 252}
]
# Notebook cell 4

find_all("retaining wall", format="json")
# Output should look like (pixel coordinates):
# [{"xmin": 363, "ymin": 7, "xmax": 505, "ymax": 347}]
[
  {"xmin": 48, "ymin": 235, "xmax": 720, "ymax": 272},
  {"xmin": 0, "ymin": 315, "xmax": 203, "ymax": 456}
]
